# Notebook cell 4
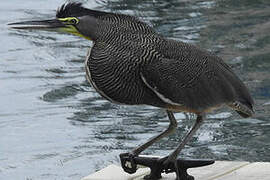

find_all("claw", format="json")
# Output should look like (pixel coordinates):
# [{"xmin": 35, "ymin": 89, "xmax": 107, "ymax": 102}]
[
  {"xmin": 119, "ymin": 152, "xmax": 137, "ymax": 174},
  {"xmin": 158, "ymin": 156, "xmax": 174, "ymax": 174}
]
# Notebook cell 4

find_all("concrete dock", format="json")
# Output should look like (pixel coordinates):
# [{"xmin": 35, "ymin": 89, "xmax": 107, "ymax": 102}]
[{"xmin": 81, "ymin": 161, "xmax": 270, "ymax": 180}]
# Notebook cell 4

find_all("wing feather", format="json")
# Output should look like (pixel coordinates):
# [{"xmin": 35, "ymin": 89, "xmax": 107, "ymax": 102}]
[{"xmin": 142, "ymin": 42, "xmax": 253, "ymax": 114}]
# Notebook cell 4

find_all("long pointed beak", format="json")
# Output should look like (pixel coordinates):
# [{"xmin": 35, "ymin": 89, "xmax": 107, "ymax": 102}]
[
  {"xmin": 8, "ymin": 18, "xmax": 91, "ymax": 40},
  {"xmin": 8, "ymin": 19, "xmax": 65, "ymax": 30}
]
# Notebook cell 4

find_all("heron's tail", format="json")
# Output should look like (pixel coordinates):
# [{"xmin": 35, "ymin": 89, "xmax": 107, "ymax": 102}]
[{"xmin": 228, "ymin": 100, "xmax": 254, "ymax": 118}]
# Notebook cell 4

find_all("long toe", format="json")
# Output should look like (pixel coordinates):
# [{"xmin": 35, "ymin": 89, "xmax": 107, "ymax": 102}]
[
  {"xmin": 143, "ymin": 157, "xmax": 166, "ymax": 180},
  {"xmin": 157, "ymin": 156, "xmax": 175, "ymax": 174}
]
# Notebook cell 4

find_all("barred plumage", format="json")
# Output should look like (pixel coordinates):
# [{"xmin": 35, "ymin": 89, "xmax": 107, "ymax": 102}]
[
  {"xmin": 67, "ymin": 4, "xmax": 255, "ymax": 177},
  {"xmin": 82, "ymin": 7, "xmax": 254, "ymax": 117},
  {"xmin": 10, "ymin": 2, "xmax": 255, "ymax": 178}
]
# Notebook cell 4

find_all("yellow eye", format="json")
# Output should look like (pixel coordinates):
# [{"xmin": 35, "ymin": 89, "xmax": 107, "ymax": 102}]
[
  {"xmin": 69, "ymin": 18, "xmax": 79, "ymax": 25},
  {"xmin": 59, "ymin": 17, "xmax": 79, "ymax": 25}
]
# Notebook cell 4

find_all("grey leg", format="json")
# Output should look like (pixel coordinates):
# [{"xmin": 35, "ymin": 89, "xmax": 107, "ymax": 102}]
[
  {"xmin": 164, "ymin": 114, "xmax": 204, "ymax": 165},
  {"xmin": 131, "ymin": 110, "xmax": 178, "ymax": 155},
  {"xmin": 120, "ymin": 112, "xmax": 208, "ymax": 177}
]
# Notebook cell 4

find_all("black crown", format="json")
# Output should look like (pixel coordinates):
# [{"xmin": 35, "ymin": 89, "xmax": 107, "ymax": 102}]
[{"xmin": 56, "ymin": 2, "xmax": 108, "ymax": 18}]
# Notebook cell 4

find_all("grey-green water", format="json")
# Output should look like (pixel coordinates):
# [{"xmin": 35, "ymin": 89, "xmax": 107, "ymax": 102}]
[{"xmin": 1, "ymin": 0, "xmax": 270, "ymax": 179}]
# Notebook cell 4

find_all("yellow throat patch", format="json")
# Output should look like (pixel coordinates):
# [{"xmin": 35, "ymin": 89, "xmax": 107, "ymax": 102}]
[{"xmin": 57, "ymin": 17, "xmax": 91, "ymax": 40}]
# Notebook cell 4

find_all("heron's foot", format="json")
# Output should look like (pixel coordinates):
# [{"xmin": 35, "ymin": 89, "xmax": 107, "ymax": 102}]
[
  {"xmin": 143, "ymin": 158, "xmax": 164, "ymax": 180},
  {"xmin": 162, "ymin": 157, "xmax": 215, "ymax": 180},
  {"xmin": 159, "ymin": 155, "xmax": 175, "ymax": 173},
  {"xmin": 142, "ymin": 156, "xmax": 174, "ymax": 180},
  {"xmin": 119, "ymin": 152, "xmax": 138, "ymax": 174},
  {"xmin": 161, "ymin": 156, "xmax": 194, "ymax": 180},
  {"xmin": 143, "ymin": 156, "xmax": 187, "ymax": 180}
]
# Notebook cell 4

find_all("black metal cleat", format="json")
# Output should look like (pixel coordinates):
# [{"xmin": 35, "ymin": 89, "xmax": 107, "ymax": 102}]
[{"xmin": 119, "ymin": 154, "xmax": 215, "ymax": 180}]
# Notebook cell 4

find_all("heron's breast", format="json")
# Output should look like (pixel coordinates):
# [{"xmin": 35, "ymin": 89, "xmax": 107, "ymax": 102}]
[{"xmin": 85, "ymin": 51, "xmax": 146, "ymax": 105}]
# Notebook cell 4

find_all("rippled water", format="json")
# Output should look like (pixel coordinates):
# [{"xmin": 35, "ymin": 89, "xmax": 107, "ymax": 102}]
[{"xmin": 1, "ymin": 0, "xmax": 270, "ymax": 179}]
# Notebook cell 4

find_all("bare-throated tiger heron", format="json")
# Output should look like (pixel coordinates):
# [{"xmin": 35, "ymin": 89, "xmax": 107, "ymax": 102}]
[{"xmin": 9, "ymin": 3, "xmax": 254, "ymax": 180}]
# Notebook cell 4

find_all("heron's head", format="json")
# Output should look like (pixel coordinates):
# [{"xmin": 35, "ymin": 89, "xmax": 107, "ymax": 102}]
[{"xmin": 8, "ymin": 3, "xmax": 114, "ymax": 41}]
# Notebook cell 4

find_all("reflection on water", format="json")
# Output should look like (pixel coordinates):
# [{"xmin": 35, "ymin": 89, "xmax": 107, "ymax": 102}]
[{"xmin": 1, "ymin": 0, "xmax": 270, "ymax": 179}]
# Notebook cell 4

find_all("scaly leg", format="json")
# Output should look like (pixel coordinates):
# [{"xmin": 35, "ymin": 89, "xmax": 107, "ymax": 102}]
[
  {"xmin": 163, "ymin": 114, "xmax": 204, "ymax": 173},
  {"xmin": 132, "ymin": 110, "xmax": 178, "ymax": 155},
  {"xmin": 120, "ymin": 110, "xmax": 178, "ymax": 174}
]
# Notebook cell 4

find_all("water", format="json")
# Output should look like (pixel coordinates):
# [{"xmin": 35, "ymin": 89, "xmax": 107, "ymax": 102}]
[{"xmin": 1, "ymin": 0, "xmax": 270, "ymax": 179}]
